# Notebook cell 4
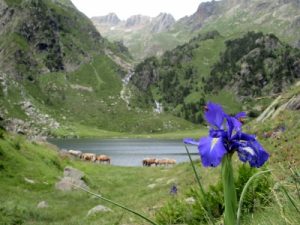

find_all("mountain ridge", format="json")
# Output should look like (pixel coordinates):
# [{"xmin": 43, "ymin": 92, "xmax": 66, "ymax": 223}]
[{"xmin": 92, "ymin": 0, "xmax": 300, "ymax": 60}]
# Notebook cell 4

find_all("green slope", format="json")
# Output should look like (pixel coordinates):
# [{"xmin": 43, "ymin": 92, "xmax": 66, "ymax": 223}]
[
  {"xmin": 131, "ymin": 31, "xmax": 300, "ymax": 123},
  {"xmin": 131, "ymin": 31, "xmax": 228, "ymax": 124},
  {"xmin": 0, "ymin": 0, "xmax": 196, "ymax": 137}
]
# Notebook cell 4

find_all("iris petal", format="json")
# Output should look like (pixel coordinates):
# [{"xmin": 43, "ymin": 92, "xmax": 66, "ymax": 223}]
[
  {"xmin": 226, "ymin": 115, "xmax": 242, "ymax": 137},
  {"xmin": 205, "ymin": 102, "xmax": 225, "ymax": 129},
  {"xmin": 198, "ymin": 136, "xmax": 227, "ymax": 167},
  {"xmin": 237, "ymin": 140, "xmax": 269, "ymax": 168},
  {"xmin": 183, "ymin": 138, "xmax": 199, "ymax": 146},
  {"xmin": 232, "ymin": 132, "xmax": 256, "ymax": 142},
  {"xmin": 235, "ymin": 112, "xmax": 247, "ymax": 120}
]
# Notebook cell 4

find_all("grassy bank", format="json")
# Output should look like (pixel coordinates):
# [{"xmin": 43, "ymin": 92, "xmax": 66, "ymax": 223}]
[
  {"xmin": 0, "ymin": 131, "xmax": 207, "ymax": 225},
  {"xmin": 52, "ymin": 123, "xmax": 205, "ymax": 139}
]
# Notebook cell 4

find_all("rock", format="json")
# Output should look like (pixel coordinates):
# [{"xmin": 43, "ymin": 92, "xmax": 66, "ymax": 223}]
[
  {"xmin": 63, "ymin": 166, "xmax": 84, "ymax": 180},
  {"xmin": 147, "ymin": 183, "xmax": 156, "ymax": 189},
  {"xmin": 185, "ymin": 197, "xmax": 196, "ymax": 204},
  {"xmin": 24, "ymin": 177, "xmax": 35, "ymax": 184},
  {"xmin": 256, "ymin": 95, "xmax": 282, "ymax": 122},
  {"xmin": 92, "ymin": 13, "xmax": 120, "ymax": 25},
  {"xmin": 151, "ymin": 13, "xmax": 175, "ymax": 33},
  {"xmin": 125, "ymin": 15, "xmax": 151, "ymax": 28},
  {"xmin": 285, "ymin": 94, "xmax": 300, "ymax": 110},
  {"xmin": 55, "ymin": 166, "xmax": 89, "ymax": 191},
  {"xmin": 55, "ymin": 176, "xmax": 88, "ymax": 191},
  {"xmin": 37, "ymin": 201, "xmax": 48, "ymax": 208},
  {"xmin": 87, "ymin": 205, "xmax": 112, "ymax": 216}
]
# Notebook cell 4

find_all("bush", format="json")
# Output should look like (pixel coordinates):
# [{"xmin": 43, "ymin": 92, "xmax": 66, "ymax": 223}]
[
  {"xmin": 235, "ymin": 164, "xmax": 273, "ymax": 214},
  {"xmin": 155, "ymin": 164, "xmax": 273, "ymax": 224}
]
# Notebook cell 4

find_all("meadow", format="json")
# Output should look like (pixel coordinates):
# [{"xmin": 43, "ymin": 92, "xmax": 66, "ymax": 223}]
[{"xmin": 0, "ymin": 116, "xmax": 299, "ymax": 225}]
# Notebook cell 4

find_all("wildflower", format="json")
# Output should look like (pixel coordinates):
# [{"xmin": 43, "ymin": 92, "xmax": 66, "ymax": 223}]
[
  {"xmin": 170, "ymin": 184, "xmax": 178, "ymax": 195},
  {"xmin": 184, "ymin": 102, "xmax": 269, "ymax": 168}
]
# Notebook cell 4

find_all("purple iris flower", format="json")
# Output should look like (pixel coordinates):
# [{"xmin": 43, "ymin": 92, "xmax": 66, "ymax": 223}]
[{"xmin": 184, "ymin": 102, "xmax": 269, "ymax": 168}]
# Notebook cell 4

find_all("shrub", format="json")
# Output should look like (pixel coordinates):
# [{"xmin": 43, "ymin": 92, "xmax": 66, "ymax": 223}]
[
  {"xmin": 0, "ymin": 128, "xmax": 4, "ymax": 139},
  {"xmin": 155, "ymin": 164, "xmax": 273, "ymax": 224},
  {"xmin": 235, "ymin": 164, "xmax": 273, "ymax": 214}
]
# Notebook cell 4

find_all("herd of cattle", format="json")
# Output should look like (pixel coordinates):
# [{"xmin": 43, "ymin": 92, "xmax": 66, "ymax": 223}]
[
  {"xmin": 68, "ymin": 150, "xmax": 111, "ymax": 164},
  {"xmin": 67, "ymin": 150, "xmax": 176, "ymax": 166},
  {"xmin": 142, "ymin": 158, "xmax": 176, "ymax": 167}
]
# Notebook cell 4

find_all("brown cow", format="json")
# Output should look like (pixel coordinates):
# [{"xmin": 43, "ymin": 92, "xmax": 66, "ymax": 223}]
[
  {"xmin": 167, "ymin": 159, "xmax": 176, "ymax": 165},
  {"xmin": 80, "ymin": 153, "xmax": 96, "ymax": 162},
  {"xmin": 142, "ymin": 158, "xmax": 157, "ymax": 167},
  {"xmin": 155, "ymin": 159, "xmax": 176, "ymax": 166},
  {"xmin": 96, "ymin": 155, "xmax": 111, "ymax": 164}
]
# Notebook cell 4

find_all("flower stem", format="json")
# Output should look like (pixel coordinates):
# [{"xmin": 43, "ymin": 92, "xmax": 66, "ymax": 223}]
[
  {"xmin": 184, "ymin": 145, "xmax": 205, "ymax": 196},
  {"xmin": 185, "ymin": 145, "xmax": 215, "ymax": 225},
  {"xmin": 72, "ymin": 184, "xmax": 159, "ymax": 225},
  {"xmin": 222, "ymin": 153, "xmax": 237, "ymax": 225}
]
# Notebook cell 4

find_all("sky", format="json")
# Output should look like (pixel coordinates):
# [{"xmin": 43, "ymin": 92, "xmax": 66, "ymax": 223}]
[{"xmin": 70, "ymin": 0, "xmax": 209, "ymax": 20}]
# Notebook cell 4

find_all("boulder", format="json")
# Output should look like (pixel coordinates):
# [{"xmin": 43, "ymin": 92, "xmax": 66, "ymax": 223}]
[
  {"xmin": 55, "ymin": 177, "xmax": 88, "ymax": 191},
  {"xmin": 63, "ymin": 166, "xmax": 84, "ymax": 180},
  {"xmin": 55, "ymin": 166, "xmax": 88, "ymax": 191},
  {"xmin": 24, "ymin": 177, "xmax": 35, "ymax": 184},
  {"xmin": 87, "ymin": 205, "xmax": 112, "ymax": 216},
  {"xmin": 147, "ymin": 183, "xmax": 156, "ymax": 189},
  {"xmin": 37, "ymin": 201, "xmax": 48, "ymax": 208},
  {"xmin": 185, "ymin": 197, "xmax": 196, "ymax": 204}
]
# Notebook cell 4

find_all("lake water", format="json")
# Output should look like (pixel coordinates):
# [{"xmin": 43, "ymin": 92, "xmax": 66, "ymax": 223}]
[{"xmin": 48, "ymin": 139, "xmax": 199, "ymax": 167}]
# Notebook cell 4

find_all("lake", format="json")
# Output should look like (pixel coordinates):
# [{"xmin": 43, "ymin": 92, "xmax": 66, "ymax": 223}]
[{"xmin": 48, "ymin": 139, "xmax": 199, "ymax": 167}]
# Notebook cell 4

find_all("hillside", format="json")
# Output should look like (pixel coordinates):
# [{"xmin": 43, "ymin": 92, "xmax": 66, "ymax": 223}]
[
  {"xmin": 93, "ymin": 0, "xmax": 300, "ymax": 61},
  {"xmin": 204, "ymin": 32, "xmax": 300, "ymax": 101},
  {"xmin": 0, "ymin": 0, "xmax": 195, "ymax": 138},
  {"xmin": 130, "ymin": 32, "xmax": 300, "ymax": 123}
]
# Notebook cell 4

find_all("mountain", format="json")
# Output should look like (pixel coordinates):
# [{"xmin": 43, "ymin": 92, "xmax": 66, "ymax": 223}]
[
  {"xmin": 93, "ymin": 0, "xmax": 300, "ymax": 61},
  {"xmin": 92, "ymin": 12, "xmax": 121, "ymax": 25},
  {"xmin": 91, "ymin": 12, "xmax": 177, "ymax": 60},
  {"xmin": 130, "ymin": 31, "xmax": 300, "ymax": 123},
  {"xmin": 0, "ymin": 0, "xmax": 194, "ymax": 137},
  {"xmin": 182, "ymin": 0, "xmax": 300, "ymax": 44}
]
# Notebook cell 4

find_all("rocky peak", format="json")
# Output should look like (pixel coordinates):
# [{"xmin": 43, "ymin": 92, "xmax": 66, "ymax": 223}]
[
  {"xmin": 125, "ymin": 15, "xmax": 151, "ymax": 27},
  {"xmin": 91, "ymin": 12, "xmax": 121, "ymax": 25},
  {"xmin": 151, "ymin": 13, "xmax": 175, "ymax": 33},
  {"xmin": 182, "ymin": 0, "xmax": 219, "ymax": 30},
  {"xmin": 194, "ymin": 0, "xmax": 219, "ymax": 21},
  {"xmin": 224, "ymin": 0, "xmax": 249, "ymax": 7},
  {"xmin": 278, "ymin": 0, "xmax": 300, "ymax": 5}
]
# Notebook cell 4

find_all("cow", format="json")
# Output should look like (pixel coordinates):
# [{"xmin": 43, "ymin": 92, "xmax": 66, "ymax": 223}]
[
  {"xmin": 155, "ymin": 159, "xmax": 176, "ymax": 166},
  {"xmin": 80, "ymin": 153, "xmax": 96, "ymax": 162},
  {"xmin": 68, "ymin": 150, "xmax": 82, "ymax": 158},
  {"xmin": 142, "ymin": 158, "xmax": 157, "ymax": 167},
  {"xmin": 96, "ymin": 155, "xmax": 111, "ymax": 164}
]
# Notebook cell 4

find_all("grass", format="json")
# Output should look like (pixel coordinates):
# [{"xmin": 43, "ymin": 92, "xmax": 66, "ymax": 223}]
[
  {"xmin": 52, "ymin": 122, "xmax": 204, "ymax": 139},
  {"xmin": 0, "ymin": 130, "xmax": 211, "ymax": 225},
  {"xmin": 206, "ymin": 90, "xmax": 242, "ymax": 115},
  {"xmin": 1, "ymin": 100, "xmax": 300, "ymax": 225}
]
